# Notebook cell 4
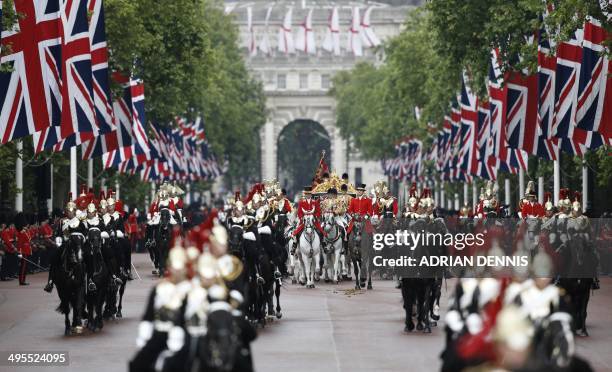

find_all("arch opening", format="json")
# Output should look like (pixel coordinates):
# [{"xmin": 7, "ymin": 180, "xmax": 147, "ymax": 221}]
[{"xmin": 277, "ymin": 120, "xmax": 331, "ymax": 198}]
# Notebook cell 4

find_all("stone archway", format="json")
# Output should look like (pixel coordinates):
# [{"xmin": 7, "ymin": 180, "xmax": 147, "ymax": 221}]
[{"xmin": 277, "ymin": 120, "xmax": 331, "ymax": 197}]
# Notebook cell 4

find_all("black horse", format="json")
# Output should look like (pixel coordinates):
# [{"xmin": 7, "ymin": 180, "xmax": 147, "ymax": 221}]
[
  {"xmin": 349, "ymin": 215, "xmax": 364, "ymax": 290},
  {"xmin": 401, "ymin": 218, "xmax": 436, "ymax": 333},
  {"xmin": 556, "ymin": 218, "xmax": 597, "ymax": 337},
  {"xmin": 84, "ymin": 227, "xmax": 108, "ymax": 332},
  {"xmin": 53, "ymin": 234, "xmax": 86, "ymax": 336},
  {"xmin": 257, "ymin": 212, "xmax": 281, "ymax": 321},
  {"xmin": 155, "ymin": 208, "xmax": 172, "ymax": 278}
]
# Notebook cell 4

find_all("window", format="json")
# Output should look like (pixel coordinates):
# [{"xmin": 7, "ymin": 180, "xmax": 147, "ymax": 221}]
[
  {"xmin": 299, "ymin": 73, "xmax": 308, "ymax": 89},
  {"xmin": 321, "ymin": 74, "xmax": 331, "ymax": 89},
  {"xmin": 355, "ymin": 167, "xmax": 363, "ymax": 186},
  {"xmin": 277, "ymin": 73, "xmax": 286, "ymax": 89}
]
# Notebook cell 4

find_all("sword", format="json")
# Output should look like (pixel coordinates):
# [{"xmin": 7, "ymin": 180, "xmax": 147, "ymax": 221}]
[
  {"xmin": 17, "ymin": 254, "xmax": 49, "ymax": 271},
  {"xmin": 131, "ymin": 262, "xmax": 142, "ymax": 281}
]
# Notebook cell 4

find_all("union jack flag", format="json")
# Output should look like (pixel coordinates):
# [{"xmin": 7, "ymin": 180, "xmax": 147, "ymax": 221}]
[
  {"xmin": 488, "ymin": 51, "xmax": 527, "ymax": 174},
  {"xmin": 576, "ymin": 18, "xmax": 611, "ymax": 147},
  {"xmin": 1, "ymin": 0, "xmax": 62, "ymax": 145},
  {"xmin": 505, "ymin": 70, "xmax": 538, "ymax": 155},
  {"xmin": 88, "ymin": 0, "xmax": 115, "ymax": 135},
  {"xmin": 103, "ymin": 79, "xmax": 150, "ymax": 169},
  {"xmin": 82, "ymin": 74, "xmax": 133, "ymax": 161},
  {"xmin": 535, "ymin": 21, "xmax": 559, "ymax": 160},
  {"xmin": 552, "ymin": 28, "xmax": 588, "ymax": 156},
  {"xmin": 476, "ymin": 101, "xmax": 496, "ymax": 180},
  {"xmin": 458, "ymin": 74, "xmax": 478, "ymax": 176},
  {"xmin": 33, "ymin": 0, "xmax": 99, "ymax": 153}
]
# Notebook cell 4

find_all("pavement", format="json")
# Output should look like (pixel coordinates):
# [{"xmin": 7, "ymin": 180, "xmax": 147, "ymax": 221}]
[{"xmin": 0, "ymin": 253, "xmax": 610, "ymax": 372}]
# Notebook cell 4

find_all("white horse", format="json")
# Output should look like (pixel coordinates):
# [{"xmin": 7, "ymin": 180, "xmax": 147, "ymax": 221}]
[
  {"xmin": 322, "ymin": 213, "xmax": 343, "ymax": 284},
  {"xmin": 284, "ymin": 216, "xmax": 304, "ymax": 285},
  {"xmin": 298, "ymin": 214, "xmax": 321, "ymax": 288}
]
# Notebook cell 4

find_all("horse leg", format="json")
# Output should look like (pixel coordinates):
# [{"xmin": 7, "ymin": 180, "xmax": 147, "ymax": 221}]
[
  {"xmin": 86, "ymin": 292, "xmax": 95, "ymax": 331},
  {"xmin": 302, "ymin": 252, "xmax": 312, "ymax": 288},
  {"xmin": 366, "ymin": 260, "xmax": 373, "ymax": 290},
  {"xmin": 333, "ymin": 247, "xmax": 341, "ymax": 284},
  {"xmin": 402, "ymin": 279, "xmax": 414, "ymax": 332},
  {"xmin": 117, "ymin": 282, "xmax": 126, "ymax": 318},
  {"xmin": 422, "ymin": 281, "xmax": 432, "ymax": 333},
  {"xmin": 275, "ymin": 280, "xmax": 282, "ymax": 319},
  {"xmin": 315, "ymin": 252, "xmax": 322, "ymax": 282},
  {"xmin": 353, "ymin": 257, "xmax": 361, "ymax": 289},
  {"xmin": 64, "ymin": 312, "xmax": 71, "ymax": 336}
]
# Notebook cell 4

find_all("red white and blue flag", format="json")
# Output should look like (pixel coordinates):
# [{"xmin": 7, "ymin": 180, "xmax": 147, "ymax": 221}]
[
  {"xmin": 575, "ymin": 18, "xmax": 612, "ymax": 147},
  {"xmin": 1, "ymin": 0, "xmax": 62, "ymax": 145}
]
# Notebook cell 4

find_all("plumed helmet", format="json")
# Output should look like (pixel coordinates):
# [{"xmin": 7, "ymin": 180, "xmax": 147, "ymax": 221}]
[
  {"xmin": 168, "ymin": 245, "xmax": 188, "ymax": 273},
  {"xmin": 525, "ymin": 180, "xmax": 536, "ymax": 197},
  {"xmin": 65, "ymin": 192, "xmax": 77, "ymax": 212},
  {"xmin": 106, "ymin": 188, "xmax": 115, "ymax": 206},
  {"xmin": 544, "ymin": 191, "xmax": 554, "ymax": 211},
  {"xmin": 572, "ymin": 191, "xmax": 581, "ymax": 212},
  {"xmin": 197, "ymin": 252, "xmax": 218, "ymax": 280}
]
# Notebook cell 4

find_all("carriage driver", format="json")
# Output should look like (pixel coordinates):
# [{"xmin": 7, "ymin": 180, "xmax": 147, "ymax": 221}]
[
  {"xmin": 291, "ymin": 186, "xmax": 325, "ymax": 243},
  {"xmin": 347, "ymin": 183, "xmax": 373, "ymax": 235}
]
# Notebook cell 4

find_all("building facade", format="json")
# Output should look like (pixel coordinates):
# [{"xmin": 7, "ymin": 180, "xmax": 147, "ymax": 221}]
[{"xmin": 229, "ymin": 0, "xmax": 417, "ymax": 189}]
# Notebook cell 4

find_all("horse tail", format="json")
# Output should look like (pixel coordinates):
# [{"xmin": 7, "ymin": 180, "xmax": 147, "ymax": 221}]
[{"xmin": 56, "ymin": 301, "xmax": 70, "ymax": 314}]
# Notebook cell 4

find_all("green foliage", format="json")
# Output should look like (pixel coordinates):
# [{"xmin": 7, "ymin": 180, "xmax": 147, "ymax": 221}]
[
  {"xmin": 427, "ymin": 0, "xmax": 611, "ymax": 96},
  {"xmin": 104, "ymin": 0, "xmax": 265, "ymax": 190},
  {"xmin": 331, "ymin": 9, "xmax": 460, "ymax": 159},
  {"xmin": 1, "ymin": 0, "xmax": 265, "ymax": 211}
]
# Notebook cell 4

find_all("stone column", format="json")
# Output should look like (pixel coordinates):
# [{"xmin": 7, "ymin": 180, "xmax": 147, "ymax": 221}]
[{"xmin": 262, "ymin": 121, "xmax": 276, "ymax": 180}]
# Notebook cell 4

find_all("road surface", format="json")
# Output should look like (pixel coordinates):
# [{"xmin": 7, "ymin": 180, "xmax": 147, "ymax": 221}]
[{"xmin": 0, "ymin": 253, "xmax": 611, "ymax": 371}]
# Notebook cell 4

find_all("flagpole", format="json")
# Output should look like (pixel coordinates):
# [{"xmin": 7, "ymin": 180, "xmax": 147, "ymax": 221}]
[
  {"xmin": 454, "ymin": 190, "xmax": 459, "ymax": 211},
  {"xmin": 538, "ymin": 176, "xmax": 544, "ymax": 204},
  {"xmin": 518, "ymin": 168, "xmax": 525, "ymax": 200},
  {"xmin": 87, "ymin": 158, "xmax": 94, "ymax": 189},
  {"xmin": 186, "ymin": 183, "xmax": 191, "ymax": 205},
  {"xmin": 15, "ymin": 140, "xmax": 23, "ymax": 212},
  {"xmin": 553, "ymin": 147, "xmax": 560, "ymax": 205},
  {"xmin": 48, "ymin": 163, "xmax": 53, "ymax": 215},
  {"xmin": 472, "ymin": 182, "xmax": 477, "ymax": 211},
  {"xmin": 115, "ymin": 179, "xmax": 120, "ymax": 200},
  {"xmin": 582, "ymin": 160, "xmax": 588, "ymax": 213},
  {"xmin": 70, "ymin": 147, "xmax": 77, "ymax": 199},
  {"xmin": 504, "ymin": 178, "xmax": 511, "ymax": 209},
  {"xmin": 463, "ymin": 183, "xmax": 468, "ymax": 207},
  {"xmin": 440, "ymin": 182, "xmax": 446, "ymax": 210},
  {"xmin": 434, "ymin": 179, "xmax": 438, "ymax": 207}
]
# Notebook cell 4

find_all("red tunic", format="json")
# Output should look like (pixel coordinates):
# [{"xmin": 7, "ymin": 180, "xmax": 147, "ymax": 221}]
[
  {"xmin": 348, "ymin": 196, "xmax": 373, "ymax": 216},
  {"xmin": 296, "ymin": 199, "xmax": 320, "ymax": 219},
  {"xmin": 16, "ymin": 230, "xmax": 31, "ymax": 256},
  {"xmin": 1, "ymin": 227, "xmax": 17, "ymax": 254},
  {"xmin": 520, "ymin": 201, "xmax": 545, "ymax": 218}
]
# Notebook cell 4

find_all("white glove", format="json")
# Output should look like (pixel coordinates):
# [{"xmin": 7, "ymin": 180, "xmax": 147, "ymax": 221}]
[
  {"xmin": 258, "ymin": 225, "xmax": 272, "ymax": 235},
  {"xmin": 55, "ymin": 237, "xmax": 63, "ymax": 247},
  {"xmin": 136, "ymin": 321, "xmax": 153, "ymax": 348},
  {"xmin": 167, "ymin": 326, "xmax": 185, "ymax": 352},
  {"xmin": 243, "ymin": 232, "xmax": 256, "ymax": 241},
  {"xmin": 147, "ymin": 213, "xmax": 152, "ymax": 220},
  {"xmin": 116, "ymin": 231, "xmax": 125, "ymax": 238},
  {"xmin": 101, "ymin": 231, "xmax": 110, "ymax": 239}
]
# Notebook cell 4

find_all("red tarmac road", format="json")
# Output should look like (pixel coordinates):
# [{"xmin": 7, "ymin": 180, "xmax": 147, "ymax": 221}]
[{"xmin": 0, "ymin": 254, "xmax": 611, "ymax": 372}]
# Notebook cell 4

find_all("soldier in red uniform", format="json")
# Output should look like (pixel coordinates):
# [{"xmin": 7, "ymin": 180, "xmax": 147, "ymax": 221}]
[
  {"xmin": 0, "ymin": 219, "xmax": 18, "ymax": 281},
  {"xmin": 518, "ymin": 181, "xmax": 545, "ymax": 219},
  {"xmin": 292, "ymin": 186, "xmax": 325, "ymax": 239},
  {"xmin": 16, "ymin": 222, "xmax": 32, "ymax": 285},
  {"xmin": 347, "ymin": 183, "xmax": 373, "ymax": 234}
]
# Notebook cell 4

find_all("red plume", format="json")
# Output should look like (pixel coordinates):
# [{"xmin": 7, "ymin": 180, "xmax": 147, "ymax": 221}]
[
  {"xmin": 573, "ymin": 191, "xmax": 581, "ymax": 203},
  {"xmin": 544, "ymin": 191, "xmax": 552, "ymax": 203},
  {"xmin": 235, "ymin": 191, "xmax": 241, "ymax": 202}
]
